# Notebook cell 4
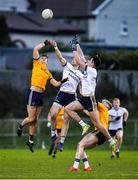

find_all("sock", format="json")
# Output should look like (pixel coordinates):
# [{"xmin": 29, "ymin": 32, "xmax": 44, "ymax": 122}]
[
  {"xmin": 51, "ymin": 129, "xmax": 56, "ymax": 137},
  {"xmin": 79, "ymin": 120, "xmax": 86, "ymax": 127},
  {"xmin": 29, "ymin": 135, "xmax": 34, "ymax": 144},
  {"xmin": 108, "ymin": 137, "xmax": 113, "ymax": 143},
  {"xmin": 19, "ymin": 124, "xmax": 23, "ymax": 129},
  {"xmin": 116, "ymin": 149, "xmax": 120, "ymax": 153},
  {"xmin": 82, "ymin": 158, "xmax": 90, "ymax": 169},
  {"xmin": 60, "ymin": 136, "xmax": 65, "ymax": 144},
  {"xmin": 73, "ymin": 158, "xmax": 80, "ymax": 169}
]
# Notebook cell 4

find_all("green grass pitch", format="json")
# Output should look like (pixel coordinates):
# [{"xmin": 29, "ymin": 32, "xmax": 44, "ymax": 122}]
[{"xmin": 0, "ymin": 149, "xmax": 138, "ymax": 179}]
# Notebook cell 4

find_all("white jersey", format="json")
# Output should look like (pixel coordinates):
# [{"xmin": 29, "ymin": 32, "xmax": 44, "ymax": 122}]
[
  {"xmin": 109, "ymin": 107, "xmax": 127, "ymax": 130},
  {"xmin": 60, "ymin": 62, "xmax": 82, "ymax": 94},
  {"xmin": 80, "ymin": 66, "xmax": 97, "ymax": 96}
]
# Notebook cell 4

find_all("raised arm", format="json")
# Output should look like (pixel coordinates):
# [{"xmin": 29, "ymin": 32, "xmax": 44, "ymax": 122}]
[
  {"xmin": 49, "ymin": 40, "xmax": 67, "ymax": 66},
  {"xmin": 73, "ymin": 50, "xmax": 86, "ymax": 69},
  {"xmin": 76, "ymin": 44, "xmax": 86, "ymax": 62},
  {"xmin": 50, "ymin": 77, "xmax": 69, "ymax": 87},
  {"xmin": 70, "ymin": 37, "xmax": 86, "ymax": 69},
  {"xmin": 50, "ymin": 78, "xmax": 61, "ymax": 87},
  {"xmin": 33, "ymin": 43, "xmax": 45, "ymax": 59}
]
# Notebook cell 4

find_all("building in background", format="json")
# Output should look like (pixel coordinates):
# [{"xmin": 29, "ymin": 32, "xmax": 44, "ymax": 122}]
[
  {"xmin": 0, "ymin": 0, "xmax": 138, "ymax": 48},
  {"xmin": 0, "ymin": 0, "xmax": 85, "ymax": 48},
  {"xmin": 92, "ymin": 0, "xmax": 138, "ymax": 47}
]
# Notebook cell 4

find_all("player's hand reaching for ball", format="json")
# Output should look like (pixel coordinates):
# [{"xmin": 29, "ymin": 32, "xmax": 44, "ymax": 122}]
[
  {"xmin": 44, "ymin": 40, "xmax": 50, "ymax": 46},
  {"xmin": 49, "ymin": 40, "xmax": 57, "ymax": 47}
]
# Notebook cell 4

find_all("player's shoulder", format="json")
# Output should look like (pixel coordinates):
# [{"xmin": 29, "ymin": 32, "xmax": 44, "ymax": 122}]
[
  {"xmin": 108, "ymin": 107, "xmax": 114, "ymax": 113},
  {"xmin": 87, "ymin": 66, "xmax": 96, "ymax": 71},
  {"xmin": 98, "ymin": 102, "xmax": 104, "ymax": 108},
  {"xmin": 63, "ymin": 62, "xmax": 72, "ymax": 70},
  {"xmin": 33, "ymin": 58, "xmax": 41, "ymax": 64},
  {"xmin": 87, "ymin": 66, "xmax": 97, "ymax": 75},
  {"xmin": 119, "ymin": 107, "xmax": 127, "ymax": 112}
]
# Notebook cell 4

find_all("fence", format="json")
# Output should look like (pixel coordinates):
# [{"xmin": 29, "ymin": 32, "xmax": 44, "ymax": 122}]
[{"xmin": 0, "ymin": 118, "xmax": 138, "ymax": 149}]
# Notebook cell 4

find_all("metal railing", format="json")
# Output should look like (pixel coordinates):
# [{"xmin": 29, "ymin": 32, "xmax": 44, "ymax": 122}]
[{"xmin": 0, "ymin": 118, "xmax": 137, "ymax": 149}]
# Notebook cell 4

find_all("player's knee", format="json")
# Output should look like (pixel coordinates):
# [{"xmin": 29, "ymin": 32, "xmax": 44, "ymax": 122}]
[
  {"xmin": 92, "ymin": 120, "xmax": 99, "ymax": 128},
  {"xmin": 64, "ymin": 118, "xmax": 69, "ymax": 124},
  {"xmin": 64, "ymin": 106, "xmax": 71, "ymax": 114},
  {"xmin": 28, "ymin": 117, "xmax": 36, "ymax": 123},
  {"xmin": 77, "ymin": 142, "xmax": 84, "ymax": 150},
  {"xmin": 117, "ymin": 135, "xmax": 122, "ymax": 141},
  {"xmin": 50, "ymin": 112, "xmax": 57, "ymax": 121}
]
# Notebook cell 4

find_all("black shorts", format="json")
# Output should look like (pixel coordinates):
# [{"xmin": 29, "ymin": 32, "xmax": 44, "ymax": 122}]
[
  {"xmin": 78, "ymin": 95, "xmax": 98, "ymax": 112},
  {"xmin": 54, "ymin": 91, "xmax": 76, "ymax": 106},
  {"xmin": 94, "ymin": 131, "xmax": 107, "ymax": 145},
  {"xmin": 26, "ymin": 89, "xmax": 44, "ymax": 106},
  {"xmin": 57, "ymin": 128, "xmax": 62, "ymax": 133},
  {"xmin": 109, "ymin": 128, "xmax": 123, "ymax": 137}
]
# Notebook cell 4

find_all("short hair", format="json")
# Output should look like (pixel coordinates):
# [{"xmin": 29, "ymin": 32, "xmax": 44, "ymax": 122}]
[
  {"xmin": 113, "ymin": 98, "xmax": 120, "ymax": 102},
  {"xmin": 41, "ymin": 53, "xmax": 48, "ymax": 59},
  {"xmin": 93, "ymin": 55, "xmax": 101, "ymax": 67},
  {"xmin": 102, "ymin": 99, "xmax": 112, "ymax": 109}
]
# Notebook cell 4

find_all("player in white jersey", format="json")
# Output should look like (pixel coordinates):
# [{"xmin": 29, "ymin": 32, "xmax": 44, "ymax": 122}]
[
  {"xmin": 109, "ymin": 98, "xmax": 129, "ymax": 158},
  {"xmin": 61, "ymin": 36, "xmax": 116, "ymax": 150},
  {"xmin": 48, "ymin": 40, "xmax": 90, "ymax": 151}
]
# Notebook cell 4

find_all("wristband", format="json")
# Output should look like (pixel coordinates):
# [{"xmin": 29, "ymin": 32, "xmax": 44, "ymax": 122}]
[
  {"xmin": 44, "ymin": 40, "xmax": 49, "ymax": 46},
  {"xmin": 54, "ymin": 46, "xmax": 58, "ymax": 50}
]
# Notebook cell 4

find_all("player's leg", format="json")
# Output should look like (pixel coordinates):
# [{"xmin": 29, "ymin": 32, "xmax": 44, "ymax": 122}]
[
  {"xmin": 58, "ymin": 114, "xmax": 70, "ymax": 151},
  {"xmin": 58, "ymin": 100, "xmax": 89, "ymax": 151},
  {"xmin": 82, "ymin": 152, "xmax": 92, "ymax": 171},
  {"xmin": 50, "ymin": 103, "xmax": 62, "ymax": 140},
  {"xmin": 49, "ymin": 103, "xmax": 62, "ymax": 155},
  {"xmin": 27, "ymin": 106, "xmax": 43, "ymax": 152},
  {"xmin": 109, "ymin": 130, "xmax": 116, "ymax": 159},
  {"xmin": 17, "ymin": 105, "xmax": 37, "ymax": 136},
  {"xmin": 69, "ymin": 132, "xmax": 98, "ymax": 171},
  {"xmin": 65, "ymin": 100, "xmax": 90, "ymax": 135},
  {"xmin": 51, "ymin": 129, "xmax": 61, "ymax": 158},
  {"xmin": 89, "ymin": 110, "xmax": 116, "ymax": 148},
  {"xmin": 81, "ymin": 131, "xmax": 106, "ymax": 170},
  {"xmin": 115, "ymin": 129, "xmax": 123, "ymax": 158}
]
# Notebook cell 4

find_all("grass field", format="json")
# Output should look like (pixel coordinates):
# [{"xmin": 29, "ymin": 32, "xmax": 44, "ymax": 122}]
[{"xmin": 0, "ymin": 149, "xmax": 138, "ymax": 179}]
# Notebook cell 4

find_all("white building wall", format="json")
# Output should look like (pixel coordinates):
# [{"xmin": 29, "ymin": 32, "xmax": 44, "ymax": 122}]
[
  {"xmin": 0, "ymin": 0, "xmax": 29, "ymax": 12},
  {"xmin": 88, "ymin": 18, "xmax": 96, "ymax": 40},
  {"xmin": 95, "ymin": 0, "xmax": 138, "ymax": 47}
]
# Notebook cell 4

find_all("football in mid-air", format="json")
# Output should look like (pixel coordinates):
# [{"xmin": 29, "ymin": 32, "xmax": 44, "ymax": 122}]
[{"xmin": 41, "ymin": 9, "xmax": 53, "ymax": 20}]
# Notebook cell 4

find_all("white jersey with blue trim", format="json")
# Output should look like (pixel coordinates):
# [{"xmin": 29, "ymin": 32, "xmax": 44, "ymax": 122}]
[
  {"xmin": 60, "ymin": 62, "xmax": 82, "ymax": 94},
  {"xmin": 80, "ymin": 66, "xmax": 97, "ymax": 96},
  {"xmin": 109, "ymin": 107, "xmax": 127, "ymax": 130}
]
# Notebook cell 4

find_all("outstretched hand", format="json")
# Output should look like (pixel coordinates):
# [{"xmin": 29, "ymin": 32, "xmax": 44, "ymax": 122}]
[
  {"xmin": 49, "ymin": 40, "xmax": 57, "ymax": 47},
  {"xmin": 70, "ymin": 35, "xmax": 79, "ymax": 51},
  {"xmin": 44, "ymin": 40, "xmax": 50, "ymax": 46}
]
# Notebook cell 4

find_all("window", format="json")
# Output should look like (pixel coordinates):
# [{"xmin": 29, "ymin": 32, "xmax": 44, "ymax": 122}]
[{"xmin": 120, "ymin": 20, "xmax": 128, "ymax": 36}]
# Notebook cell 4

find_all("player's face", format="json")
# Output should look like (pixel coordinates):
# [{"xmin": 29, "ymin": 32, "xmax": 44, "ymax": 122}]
[
  {"xmin": 113, "ymin": 99, "xmax": 120, "ymax": 109},
  {"xmin": 41, "ymin": 56, "xmax": 48, "ymax": 65}
]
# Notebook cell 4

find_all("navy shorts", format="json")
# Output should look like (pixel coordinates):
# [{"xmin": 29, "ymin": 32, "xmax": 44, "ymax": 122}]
[
  {"xmin": 94, "ymin": 131, "xmax": 107, "ymax": 145},
  {"xmin": 54, "ymin": 91, "xmax": 76, "ymax": 106},
  {"xmin": 26, "ymin": 89, "xmax": 44, "ymax": 106},
  {"xmin": 78, "ymin": 95, "xmax": 98, "ymax": 112},
  {"xmin": 109, "ymin": 128, "xmax": 123, "ymax": 137}
]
